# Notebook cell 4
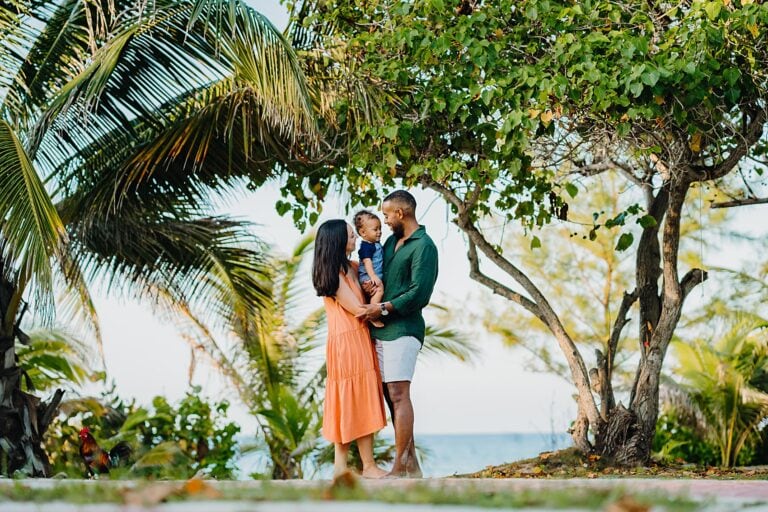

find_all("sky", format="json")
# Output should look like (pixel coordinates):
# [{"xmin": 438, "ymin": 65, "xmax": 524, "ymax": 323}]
[{"xmin": 77, "ymin": 1, "xmax": 767, "ymax": 438}]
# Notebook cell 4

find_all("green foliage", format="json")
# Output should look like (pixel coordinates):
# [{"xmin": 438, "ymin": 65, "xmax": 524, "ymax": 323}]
[
  {"xmin": 652, "ymin": 412, "xmax": 719, "ymax": 466},
  {"xmin": 135, "ymin": 390, "xmax": 240, "ymax": 479},
  {"xmin": 281, "ymin": 0, "xmax": 768, "ymax": 230},
  {"xmin": 16, "ymin": 328, "xmax": 100, "ymax": 392},
  {"xmin": 45, "ymin": 386, "xmax": 240, "ymax": 479},
  {"xmin": 670, "ymin": 316, "xmax": 768, "ymax": 467}
]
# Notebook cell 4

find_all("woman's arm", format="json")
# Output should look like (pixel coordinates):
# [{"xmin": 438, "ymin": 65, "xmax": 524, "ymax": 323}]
[{"xmin": 335, "ymin": 273, "xmax": 367, "ymax": 317}]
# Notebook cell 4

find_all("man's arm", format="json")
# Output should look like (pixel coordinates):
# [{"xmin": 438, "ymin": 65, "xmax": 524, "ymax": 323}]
[{"xmin": 388, "ymin": 243, "xmax": 438, "ymax": 315}]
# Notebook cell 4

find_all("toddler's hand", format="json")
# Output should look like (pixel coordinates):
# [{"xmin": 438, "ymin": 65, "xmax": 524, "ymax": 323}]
[{"xmin": 373, "ymin": 277, "xmax": 383, "ymax": 289}]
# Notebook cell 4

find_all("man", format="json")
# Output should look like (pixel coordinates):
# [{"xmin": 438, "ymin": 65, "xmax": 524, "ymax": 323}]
[{"xmin": 360, "ymin": 190, "xmax": 439, "ymax": 478}]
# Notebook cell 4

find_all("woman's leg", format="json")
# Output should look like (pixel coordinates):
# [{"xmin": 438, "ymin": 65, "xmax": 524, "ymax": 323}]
[
  {"xmin": 334, "ymin": 442, "xmax": 350, "ymax": 477},
  {"xmin": 357, "ymin": 434, "xmax": 387, "ymax": 478}
]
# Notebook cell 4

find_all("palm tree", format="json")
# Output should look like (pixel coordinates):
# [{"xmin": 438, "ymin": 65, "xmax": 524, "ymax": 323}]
[
  {"xmin": 0, "ymin": 0, "xmax": 317, "ymax": 476},
  {"xmin": 666, "ymin": 315, "xmax": 768, "ymax": 467}
]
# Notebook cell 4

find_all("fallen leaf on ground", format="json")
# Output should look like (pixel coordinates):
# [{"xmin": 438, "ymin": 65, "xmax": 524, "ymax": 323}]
[
  {"xmin": 605, "ymin": 495, "xmax": 650, "ymax": 512},
  {"xmin": 122, "ymin": 483, "xmax": 177, "ymax": 506},
  {"xmin": 182, "ymin": 478, "xmax": 221, "ymax": 499}
]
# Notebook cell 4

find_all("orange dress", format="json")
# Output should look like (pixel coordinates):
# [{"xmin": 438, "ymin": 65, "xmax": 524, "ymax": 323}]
[{"xmin": 322, "ymin": 264, "xmax": 387, "ymax": 444}]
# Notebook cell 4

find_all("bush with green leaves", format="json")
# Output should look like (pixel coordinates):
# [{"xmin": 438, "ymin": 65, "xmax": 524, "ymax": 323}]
[
  {"xmin": 45, "ymin": 386, "xmax": 240, "ymax": 479},
  {"xmin": 652, "ymin": 412, "xmax": 719, "ymax": 466}
]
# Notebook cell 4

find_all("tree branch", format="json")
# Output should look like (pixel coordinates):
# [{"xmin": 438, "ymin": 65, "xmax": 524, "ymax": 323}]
[
  {"xmin": 689, "ymin": 107, "xmax": 768, "ymax": 182},
  {"xmin": 426, "ymin": 178, "xmax": 604, "ymax": 435},
  {"xmin": 603, "ymin": 289, "xmax": 638, "ymax": 416},
  {"xmin": 711, "ymin": 196, "xmax": 768, "ymax": 209},
  {"xmin": 680, "ymin": 268, "xmax": 708, "ymax": 301},
  {"xmin": 467, "ymin": 239, "xmax": 543, "ymax": 321}
]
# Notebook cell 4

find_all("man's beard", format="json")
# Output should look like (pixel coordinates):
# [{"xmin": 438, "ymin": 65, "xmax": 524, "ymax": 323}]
[{"xmin": 391, "ymin": 223, "xmax": 405, "ymax": 238}]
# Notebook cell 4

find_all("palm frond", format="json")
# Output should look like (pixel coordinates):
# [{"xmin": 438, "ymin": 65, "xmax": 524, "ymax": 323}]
[
  {"xmin": 0, "ymin": 119, "xmax": 66, "ymax": 321},
  {"xmin": 2, "ymin": 0, "xmax": 91, "ymax": 126},
  {"xmin": 17, "ymin": 326, "xmax": 95, "ymax": 391},
  {"xmin": 32, "ymin": 0, "xmax": 317, "ymax": 178},
  {"xmin": 53, "ymin": 245, "xmax": 104, "ymax": 366},
  {"xmin": 422, "ymin": 323, "xmax": 478, "ymax": 363}
]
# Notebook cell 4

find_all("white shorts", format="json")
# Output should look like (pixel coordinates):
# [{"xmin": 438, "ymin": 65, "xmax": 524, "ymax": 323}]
[{"xmin": 375, "ymin": 336, "xmax": 421, "ymax": 383}]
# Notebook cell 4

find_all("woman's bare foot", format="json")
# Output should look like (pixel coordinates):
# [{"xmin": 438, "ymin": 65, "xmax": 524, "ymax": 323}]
[
  {"xmin": 361, "ymin": 466, "xmax": 388, "ymax": 479},
  {"xmin": 370, "ymin": 320, "xmax": 385, "ymax": 328}
]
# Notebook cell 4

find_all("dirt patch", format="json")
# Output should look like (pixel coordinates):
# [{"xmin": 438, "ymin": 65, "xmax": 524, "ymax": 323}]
[{"xmin": 458, "ymin": 448, "xmax": 768, "ymax": 480}]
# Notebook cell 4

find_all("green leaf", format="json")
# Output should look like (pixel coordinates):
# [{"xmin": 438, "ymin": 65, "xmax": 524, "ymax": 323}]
[
  {"xmin": 641, "ymin": 69, "xmax": 660, "ymax": 86},
  {"xmin": 637, "ymin": 215, "xmax": 658, "ymax": 229},
  {"xmin": 383, "ymin": 124, "xmax": 399, "ymax": 139},
  {"xmin": 704, "ymin": 1, "xmax": 722, "ymax": 20},
  {"xmin": 530, "ymin": 236, "xmax": 542, "ymax": 249},
  {"xmin": 615, "ymin": 232, "xmax": 635, "ymax": 251},
  {"xmin": 565, "ymin": 183, "xmax": 579, "ymax": 198}
]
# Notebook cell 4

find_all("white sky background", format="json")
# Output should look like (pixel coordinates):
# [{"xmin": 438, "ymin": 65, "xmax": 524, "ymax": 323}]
[{"xmin": 82, "ymin": 1, "xmax": 768, "ymax": 436}]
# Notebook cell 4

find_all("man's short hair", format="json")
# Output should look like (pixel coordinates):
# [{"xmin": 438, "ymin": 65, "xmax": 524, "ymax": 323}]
[{"xmin": 383, "ymin": 190, "xmax": 417, "ymax": 215}]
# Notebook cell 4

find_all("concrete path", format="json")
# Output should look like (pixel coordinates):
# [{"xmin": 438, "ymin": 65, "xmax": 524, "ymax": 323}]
[{"xmin": 2, "ymin": 477, "xmax": 768, "ymax": 511}]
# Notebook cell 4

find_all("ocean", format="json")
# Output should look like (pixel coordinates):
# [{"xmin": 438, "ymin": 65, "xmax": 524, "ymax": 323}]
[{"xmin": 238, "ymin": 432, "xmax": 573, "ymax": 479}]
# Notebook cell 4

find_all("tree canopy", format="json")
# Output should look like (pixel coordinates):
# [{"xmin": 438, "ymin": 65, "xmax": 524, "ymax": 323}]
[{"xmin": 280, "ymin": 0, "xmax": 768, "ymax": 464}]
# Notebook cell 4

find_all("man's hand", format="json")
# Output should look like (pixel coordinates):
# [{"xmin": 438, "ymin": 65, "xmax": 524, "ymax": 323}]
[{"xmin": 357, "ymin": 303, "xmax": 382, "ymax": 322}]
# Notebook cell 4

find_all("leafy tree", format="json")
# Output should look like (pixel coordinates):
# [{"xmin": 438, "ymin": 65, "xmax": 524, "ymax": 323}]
[{"xmin": 279, "ymin": 0, "xmax": 768, "ymax": 464}]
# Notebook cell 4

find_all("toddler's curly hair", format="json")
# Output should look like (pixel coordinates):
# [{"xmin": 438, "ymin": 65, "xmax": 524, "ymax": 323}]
[{"xmin": 353, "ymin": 209, "xmax": 379, "ymax": 235}]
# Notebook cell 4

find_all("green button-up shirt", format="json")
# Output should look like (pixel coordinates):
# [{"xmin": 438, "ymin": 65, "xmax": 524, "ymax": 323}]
[{"xmin": 370, "ymin": 225, "xmax": 438, "ymax": 344}]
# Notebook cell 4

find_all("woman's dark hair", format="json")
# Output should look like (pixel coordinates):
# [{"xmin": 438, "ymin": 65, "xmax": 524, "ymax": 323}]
[{"xmin": 312, "ymin": 219, "xmax": 350, "ymax": 297}]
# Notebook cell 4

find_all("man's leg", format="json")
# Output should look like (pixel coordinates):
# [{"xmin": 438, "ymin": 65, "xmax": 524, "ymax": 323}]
[{"xmin": 385, "ymin": 380, "xmax": 421, "ymax": 477}]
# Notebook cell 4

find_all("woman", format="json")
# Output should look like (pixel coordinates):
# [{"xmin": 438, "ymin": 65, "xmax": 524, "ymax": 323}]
[{"xmin": 312, "ymin": 219, "xmax": 388, "ymax": 478}]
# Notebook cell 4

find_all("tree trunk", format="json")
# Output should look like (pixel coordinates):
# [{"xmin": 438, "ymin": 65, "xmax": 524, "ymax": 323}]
[
  {"xmin": 592, "ymin": 178, "xmax": 694, "ymax": 466},
  {"xmin": 0, "ymin": 270, "xmax": 63, "ymax": 477}
]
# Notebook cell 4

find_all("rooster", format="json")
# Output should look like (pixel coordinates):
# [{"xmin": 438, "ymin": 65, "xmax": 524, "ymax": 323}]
[{"xmin": 78, "ymin": 427, "xmax": 132, "ymax": 477}]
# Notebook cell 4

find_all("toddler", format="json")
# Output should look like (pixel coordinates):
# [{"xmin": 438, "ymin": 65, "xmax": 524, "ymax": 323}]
[{"xmin": 354, "ymin": 210, "xmax": 385, "ymax": 328}]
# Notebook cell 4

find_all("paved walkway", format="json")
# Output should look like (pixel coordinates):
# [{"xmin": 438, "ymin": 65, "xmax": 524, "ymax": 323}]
[{"xmin": 1, "ymin": 477, "xmax": 767, "ymax": 511}]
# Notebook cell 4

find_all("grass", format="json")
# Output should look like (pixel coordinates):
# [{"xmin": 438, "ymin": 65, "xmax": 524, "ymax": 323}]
[
  {"xmin": 460, "ymin": 448, "xmax": 768, "ymax": 480},
  {"xmin": 0, "ymin": 478, "xmax": 704, "ymax": 510}
]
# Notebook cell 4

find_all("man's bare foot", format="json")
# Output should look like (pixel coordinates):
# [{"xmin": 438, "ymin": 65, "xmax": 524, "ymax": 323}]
[
  {"xmin": 370, "ymin": 320, "xmax": 385, "ymax": 328},
  {"xmin": 361, "ymin": 466, "xmax": 388, "ymax": 479},
  {"xmin": 385, "ymin": 469, "xmax": 408, "ymax": 478}
]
